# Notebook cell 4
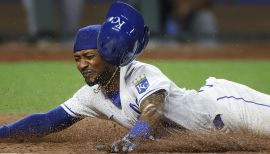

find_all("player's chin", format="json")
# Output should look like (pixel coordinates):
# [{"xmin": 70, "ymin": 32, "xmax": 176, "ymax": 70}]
[
  {"xmin": 85, "ymin": 77, "xmax": 98, "ymax": 87},
  {"xmin": 85, "ymin": 80, "xmax": 97, "ymax": 87}
]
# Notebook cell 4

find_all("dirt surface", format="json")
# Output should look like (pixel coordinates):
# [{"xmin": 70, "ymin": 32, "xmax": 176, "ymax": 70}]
[
  {"xmin": 2, "ymin": 114, "xmax": 270, "ymax": 154},
  {"xmin": 0, "ymin": 42, "xmax": 270, "ymax": 62},
  {"xmin": 1, "ymin": 42, "xmax": 270, "ymax": 153},
  {"xmin": 0, "ymin": 114, "xmax": 127, "ymax": 153}
]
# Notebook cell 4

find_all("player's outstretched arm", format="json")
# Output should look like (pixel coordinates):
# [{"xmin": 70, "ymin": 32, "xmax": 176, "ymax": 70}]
[
  {"xmin": 0, "ymin": 106, "xmax": 81, "ymax": 139},
  {"xmin": 111, "ymin": 90, "xmax": 165, "ymax": 152}
]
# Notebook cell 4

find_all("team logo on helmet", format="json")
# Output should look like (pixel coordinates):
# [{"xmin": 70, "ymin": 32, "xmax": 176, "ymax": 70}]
[{"xmin": 108, "ymin": 16, "xmax": 126, "ymax": 31}]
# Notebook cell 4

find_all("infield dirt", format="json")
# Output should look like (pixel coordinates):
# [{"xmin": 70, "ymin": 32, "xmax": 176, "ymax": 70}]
[
  {"xmin": 1, "ymin": 114, "xmax": 270, "ymax": 153},
  {"xmin": 1, "ymin": 42, "xmax": 270, "ymax": 62}
]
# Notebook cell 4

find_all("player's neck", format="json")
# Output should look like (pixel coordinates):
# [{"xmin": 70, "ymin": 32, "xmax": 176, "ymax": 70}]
[{"xmin": 101, "ymin": 68, "xmax": 120, "ymax": 98}]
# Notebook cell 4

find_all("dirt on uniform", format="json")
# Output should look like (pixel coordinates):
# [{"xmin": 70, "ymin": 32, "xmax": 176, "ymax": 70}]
[{"xmin": 1, "ymin": 42, "xmax": 270, "ymax": 153}]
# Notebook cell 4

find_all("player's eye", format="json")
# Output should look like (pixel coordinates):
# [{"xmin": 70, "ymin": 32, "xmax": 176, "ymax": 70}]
[
  {"xmin": 85, "ymin": 54, "xmax": 95, "ymax": 60},
  {"xmin": 74, "ymin": 56, "xmax": 80, "ymax": 62}
]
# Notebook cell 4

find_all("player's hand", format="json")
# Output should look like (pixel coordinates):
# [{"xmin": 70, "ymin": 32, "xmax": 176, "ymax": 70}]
[{"xmin": 111, "ymin": 135, "xmax": 137, "ymax": 152}]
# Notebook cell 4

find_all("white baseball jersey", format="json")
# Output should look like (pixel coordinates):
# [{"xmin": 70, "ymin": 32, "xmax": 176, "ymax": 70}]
[{"xmin": 61, "ymin": 61, "xmax": 270, "ymax": 136}]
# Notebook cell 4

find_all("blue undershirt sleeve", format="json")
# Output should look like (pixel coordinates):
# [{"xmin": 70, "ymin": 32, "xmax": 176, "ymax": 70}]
[{"xmin": 0, "ymin": 106, "xmax": 82, "ymax": 139}]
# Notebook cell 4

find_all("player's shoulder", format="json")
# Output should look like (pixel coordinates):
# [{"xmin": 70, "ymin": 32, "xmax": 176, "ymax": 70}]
[
  {"xmin": 77, "ymin": 84, "xmax": 96, "ymax": 92},
  {"xmin": 73, "ymin": 84, "xmax": 99, "ymax": 98},
  {"xmin": 120, "ymin": 60, "xmax": 168, "ymax": 90}
]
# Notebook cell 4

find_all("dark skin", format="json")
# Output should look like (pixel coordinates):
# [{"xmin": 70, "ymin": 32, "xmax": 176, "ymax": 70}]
[
  {"xmin": 74, "ymin": 49, "xmax": 165, "ymax": 150},
  {"xmin": 139, "ymin": 90, "xmax": 166, "ymax": 130},
  {"xmin": 74, "ymin": 49, "xmax": 119, "ymax": 97}
]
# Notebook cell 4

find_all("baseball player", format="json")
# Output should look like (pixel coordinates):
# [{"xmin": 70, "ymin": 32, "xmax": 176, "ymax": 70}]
[{"xmin": 1, "ymin": 2, "xmax": 270, "ymax": 153}]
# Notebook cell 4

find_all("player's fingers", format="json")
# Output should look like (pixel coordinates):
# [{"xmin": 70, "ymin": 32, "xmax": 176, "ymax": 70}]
[
  {"xmin": 112, "ymin": 144, "xmax": 119, "ymax": 152},
  {"xmin": 128, "ymin": 145, "xmax": 135, "ymax": 152},
  {"xmin": 96, "ymin": 144, "xmax": 111, "ymax": 152},
  {"xmin": 122, "ymin": 142, "xmax": 136, "ymax": 152},
  {"xmin": 122, "ymin": 141, "xmax": 130, "ymax": 152},
  {"xmin": 122, "ymin": 145, "xmax": 128, "ymax": 152},
  {"xmin": 111, "ymin": 140, "xmax": 122, "ymax": 152}
]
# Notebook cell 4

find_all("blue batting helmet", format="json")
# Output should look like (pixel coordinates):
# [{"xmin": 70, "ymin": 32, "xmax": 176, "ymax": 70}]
[
  {"xmin": 97, "ymin": 1, "xmax": 150, "ymax": 66},
  {"xmin": 73, "ymin": 25, "xmax": 101, "ymax": 52}
]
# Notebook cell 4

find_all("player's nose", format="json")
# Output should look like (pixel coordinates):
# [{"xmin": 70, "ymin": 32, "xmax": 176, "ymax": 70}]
[{"xmin": 78, "ymin": 58, "xmax": 89, "ymax": 71}]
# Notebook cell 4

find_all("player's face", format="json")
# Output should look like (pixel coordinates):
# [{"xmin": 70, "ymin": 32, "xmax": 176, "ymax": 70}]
[{"xmin": 74, "ymin": 49, "xmax": 112, "ymax": 86}]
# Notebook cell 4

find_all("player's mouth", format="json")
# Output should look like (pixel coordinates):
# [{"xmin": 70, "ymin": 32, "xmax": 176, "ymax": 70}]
[{"xmin": 81, "ymin": 70, "xmax": 93, "ymax": 78}]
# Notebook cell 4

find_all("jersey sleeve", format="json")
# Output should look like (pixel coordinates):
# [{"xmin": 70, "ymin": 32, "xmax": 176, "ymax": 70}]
[
  {"xmin": 129, "ymin": 63, "xmax": 171, "ymax": 106},
  {"xmin": 61, "ymin": 85, "xmax": 100, "ymax": 118}
]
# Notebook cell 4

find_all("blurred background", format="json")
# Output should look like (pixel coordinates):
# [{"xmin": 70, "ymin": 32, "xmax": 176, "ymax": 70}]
[{"xmin": 0, "ymin": 0, "xmax": 270, "ymax": 51}]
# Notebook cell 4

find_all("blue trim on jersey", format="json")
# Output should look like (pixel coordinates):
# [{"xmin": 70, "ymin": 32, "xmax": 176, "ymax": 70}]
[
  {"xmin": 110, "ymin": 90, "xmax": 122, "ymax": 109},
  {"xmin": 131, "ymin": 88, "xmax": 163, "ymax": 115},
  {"xmin": 217, "ymin": 96, "xmax": 270, "ymax": 108},
  {"xmin": 63, "ymin": 104, "xmax": 81, "ymax": 117},
  {"xmin": 0, "ymin": 106, "xmax": 81, "ymax": 139},
  {"xmin": 138, "ymin": 88, "xmax": 160, "ymax": 104},
  {"xmin": 129, "ymin": 103, "xmax": 141, "ymax": 114}
]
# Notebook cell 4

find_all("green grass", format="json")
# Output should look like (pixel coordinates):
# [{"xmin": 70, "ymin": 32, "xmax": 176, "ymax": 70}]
[
  {"xmin": 1, "ymin": 60, "xmax": 270, "ymax": 113},
  {"xmin": 0, "ymin": 62, "xmax": 84, "ymax": 113},
  {"xmin": 148, "ymin": 60, "xmax": 270, "ymax": 93}
]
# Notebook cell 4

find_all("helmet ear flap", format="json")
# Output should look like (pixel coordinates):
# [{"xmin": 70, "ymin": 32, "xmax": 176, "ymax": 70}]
[
  {"xmin": 143, "ymin": 26, "xmax": 150, "ymax": 49},
  {"xmin": 136, "ymin": 26, "xmax": 150, "ymax": 54}
]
